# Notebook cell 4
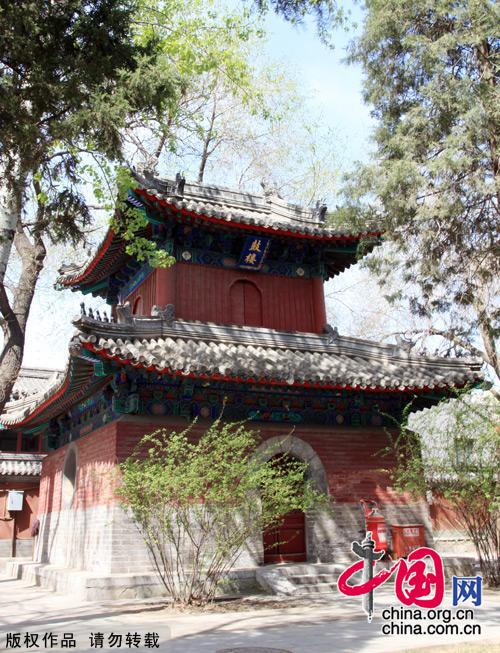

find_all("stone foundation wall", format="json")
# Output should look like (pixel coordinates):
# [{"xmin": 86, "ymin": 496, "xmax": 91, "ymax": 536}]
[
  {"xmin": 35, "ymin": 504, "xmax": 116, "ymax": 572},
  {"xmin": 34, "ymin": 502, "xmax": 267, "ymax": 574},
  {"xmin": 34, "ymin": 498, "xmax": 434, "ymax": 574},
  {"xmin": 0, "ymin": 538, "xmax": 33, "ymax": 558}
]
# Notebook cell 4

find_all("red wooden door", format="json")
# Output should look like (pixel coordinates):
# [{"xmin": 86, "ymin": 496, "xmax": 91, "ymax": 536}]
[
  {"xmin": 230, "ymin": 280, "xmax": 262, "ymax": 327},
  {"xmin": 263, "ymin": 509, "xmax": 306, "ymax": 563}
]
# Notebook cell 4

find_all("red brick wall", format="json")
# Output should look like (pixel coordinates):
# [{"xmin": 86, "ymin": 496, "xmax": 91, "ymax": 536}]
[
  {"xmin": 430, "ymin": 494, "xmax": 464, "ymax": 531},
  {"xmin": 303, "ymin": 428, "xmax": 410, "ymax": 504},
  {"xmin": 116, "ymin": 417, "xmax": 411, "ymax": 504},
  {"xmin": 126, "ymin": 271, "xmax": 157, "ymax": 316},
  {"xmin": 39, "ymin": 421, "xmax": 119, "ymax": 515},
  {"xmin": 38, "ymin": 417, "xmax": 414, "ymax": 515}
]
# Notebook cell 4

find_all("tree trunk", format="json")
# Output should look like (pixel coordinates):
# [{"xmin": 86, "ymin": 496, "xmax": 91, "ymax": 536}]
[
  {"xmin": 0, "ymin": 220, "xmax": 46, "ymax": 415},
  {"xmin": 0, "ymin": 288, "xmax": 24, "ymax": 411},
  {"xmin": 0, "ymin": 157, "xmax": 24, "ymax": 287},
  {"xmin": 474, "ymin": 291, "xmax": 499, "ymax": 381},
  {"xmin": 476, "ymin": 40, "xmax": 499, "ymax": 183},
  {"xmin": 197, "ymin": 99, "xmax": 217, "ymax": 184}
]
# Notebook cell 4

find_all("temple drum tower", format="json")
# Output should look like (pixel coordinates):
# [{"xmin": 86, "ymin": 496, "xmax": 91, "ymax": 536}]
[{"xmin": 0, "ymin": 173, "xmax": 482, "ymax": 596}]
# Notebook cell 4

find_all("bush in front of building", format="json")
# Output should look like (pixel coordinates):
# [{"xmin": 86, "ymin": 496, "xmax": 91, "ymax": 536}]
[{"xmin": 117, "ymin": 417, "xmax": 329, "ymax": 605}]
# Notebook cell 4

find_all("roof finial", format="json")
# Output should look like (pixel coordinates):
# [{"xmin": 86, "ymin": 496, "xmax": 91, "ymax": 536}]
[
  {"xmin": 175, "ymin": 172, "xmax": 185, "ymax": 197},
  {"xmin": 116, "ymin": 302, "xmax": 133, "ymax": 324},
  {"xmin": 324, "ymin": 324, "xmax": 339, "ymax": 344},
  {"xmin": 395, "ymin": 334, "xmax": 414, "ymax": 352},
  {"xmin": 151, "ymin": 304, "xmax": 175, "ymax": 326},
  {"xmin": 314, "ymin": 200, "xmax": 328, "ymax": 223},
  {"xmin": 260, "ymin": 178, "xmax": 282, "ymax": 201}
]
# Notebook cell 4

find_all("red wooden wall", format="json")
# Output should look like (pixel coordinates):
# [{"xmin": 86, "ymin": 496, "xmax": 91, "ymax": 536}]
[
  {"xmin": 127, "ymin": 271, "xmax": 157, "ymax": 317},
  {"xmin": 0, "ymin": 483, "xmax": 39, "ymax": 540},
  {"xmin": 125, "ymin": 262, "xmax": 327, "ymax": 333}
]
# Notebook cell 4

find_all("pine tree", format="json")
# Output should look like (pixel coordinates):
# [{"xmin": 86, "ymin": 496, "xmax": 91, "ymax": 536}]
[{"xmin": 342, "ymin": 0, "xmax": 499, "ymax": 377}]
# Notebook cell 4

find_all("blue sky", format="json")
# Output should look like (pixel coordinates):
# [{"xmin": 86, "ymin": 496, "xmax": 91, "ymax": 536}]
[{"xmin": 260, "ymin": 4, "xmax": 374, "ymax": 168}]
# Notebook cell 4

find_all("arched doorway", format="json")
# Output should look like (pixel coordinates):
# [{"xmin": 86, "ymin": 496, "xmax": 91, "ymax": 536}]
[
  {"xmin": 263, "ymin": 454, "xmax": 306, "ymax": 564},
  {"xmin": 230, "ymin": 279, "xmax": 263, "ymax": 327},
  {"xmin": 254, "ymin": 435, "xmax": 329, "ymax": 565}
]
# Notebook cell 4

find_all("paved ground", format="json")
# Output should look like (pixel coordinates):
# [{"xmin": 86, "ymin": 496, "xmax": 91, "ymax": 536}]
[{"xmin": 0, "ymin": 574, "xmax": 499, "ymax": 653}]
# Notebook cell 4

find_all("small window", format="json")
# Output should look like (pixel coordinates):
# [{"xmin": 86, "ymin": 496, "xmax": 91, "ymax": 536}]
[
  {"xmin": 62, "ymin": 446, "xmax": 77, "ymax": 508},
  {"xmin": 454, "ymin": 436, "xmax": 474, "ymax": 467}
]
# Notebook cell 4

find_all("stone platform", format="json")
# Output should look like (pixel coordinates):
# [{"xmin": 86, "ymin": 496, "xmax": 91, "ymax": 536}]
[
  {"xmin": 0, "ymin": 558, "xmax": 260, "ymax": 601},
  {"xmin": 0, "ymin": 556, "xmax": 479, "ymax": 601}
]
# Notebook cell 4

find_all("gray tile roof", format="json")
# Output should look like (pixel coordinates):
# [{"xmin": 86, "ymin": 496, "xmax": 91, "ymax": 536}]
[
  {"xmin": 1, "ymin": 358, "xmax": 103, "ymax": 428},
  {"xmin": 73, "ymin": 313, "xmax": 483, "ymax": 392},
  {"xmin": 133, "ymin": 170, "xmax": 379, "ymax": 238},
  {"xmin": 0, "ymin": 454, "xmax": 44, "ymax": 477},
  {"xmin": 0, "ymin": 312, "xmax": 483, "ymax": 430},
  {"xmin": 10, "ymin": 367, "xmax": 63, "ymax": 402},
  {"xmin": 0, "ymin": 367, "xmax": 65, "ymax": 427},
  {"xmin": 408, "ymin": 389, "xmax": 499, "ymax": 433},
  {"xmin": 57, "ymin": 174, "xmax": 380, "ymax": 288},
  {"xmin": 2, "ymin": 369, "xmax": 66, "ymax": 425}
]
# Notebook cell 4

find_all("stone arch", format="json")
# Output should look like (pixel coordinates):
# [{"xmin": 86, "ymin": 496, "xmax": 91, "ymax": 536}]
[
  {"xmin": 254, "ymin": 434, "xmax": 328, "ymax": 495},
  {"xmin": 254, "ymin": 435, "xmax": 331, "ymax": 563}
]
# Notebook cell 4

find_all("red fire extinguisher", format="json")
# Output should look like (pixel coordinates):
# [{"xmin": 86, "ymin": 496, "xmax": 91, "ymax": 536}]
[{"xmin": 360, "ymin": 499, "xmax": 388, "ymax": 553}]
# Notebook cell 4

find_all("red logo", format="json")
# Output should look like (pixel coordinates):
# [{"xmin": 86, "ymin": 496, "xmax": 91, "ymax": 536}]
[{"xmin": 337, "ymin": 533, "xmax": 445, "ymax": 620}]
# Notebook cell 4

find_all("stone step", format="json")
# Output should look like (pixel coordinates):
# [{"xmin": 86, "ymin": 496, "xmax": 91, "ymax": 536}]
[
  {"xmin": 288, "ymin": 573, "xmax": 338, "ymax": 585},
  {"xmin": 0, "ymin": 557, "xmax": 31, "ymax": 579},
  {"xmin": 269, "ymin": 563, "xmax": 341, "ymax": 576},
  {"xmin": 292, "ymin": 582, "xmax": 337, "ymax": 595}
]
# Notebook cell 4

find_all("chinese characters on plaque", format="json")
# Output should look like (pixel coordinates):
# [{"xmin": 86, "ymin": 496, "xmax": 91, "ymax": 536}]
[{"xmin": 238, "ymin": 236, "xmax": 271, "ymax": 270}]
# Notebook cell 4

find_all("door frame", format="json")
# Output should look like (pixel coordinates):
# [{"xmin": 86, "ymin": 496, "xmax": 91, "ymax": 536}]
[{"xmin": 254, "ymin": 435, "xmax": 329, "ymax": 565}]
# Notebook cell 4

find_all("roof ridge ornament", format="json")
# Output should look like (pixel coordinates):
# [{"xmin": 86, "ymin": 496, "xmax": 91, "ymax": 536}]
[
  {"xmin": 174, "ymin": 172, "xmax": 185, "ymax": 197},
  {"xmin": 313, "ymin": 200, "xmax": 328, "ymax": 223},
  {"xmin": 324, "ymin": 324, "xmax": 340, "ymax": 344},
  {"xmin": 260, "ymin": 178, "xmax": 283, "ymax": 202},
  {"xmin": 132, "ymin": 168, "xmax": 185, "ymax": 198},
  {"xmin": 151, "ymin": 304, "xmax": 175, "ymax": 326},
  {"xmin": 116, "ymin": 302, "xmax": 133, "ymax": 324},
  {"xmin": 394, "ymin": 334, "xmax": 415, "ymax": 353}
]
